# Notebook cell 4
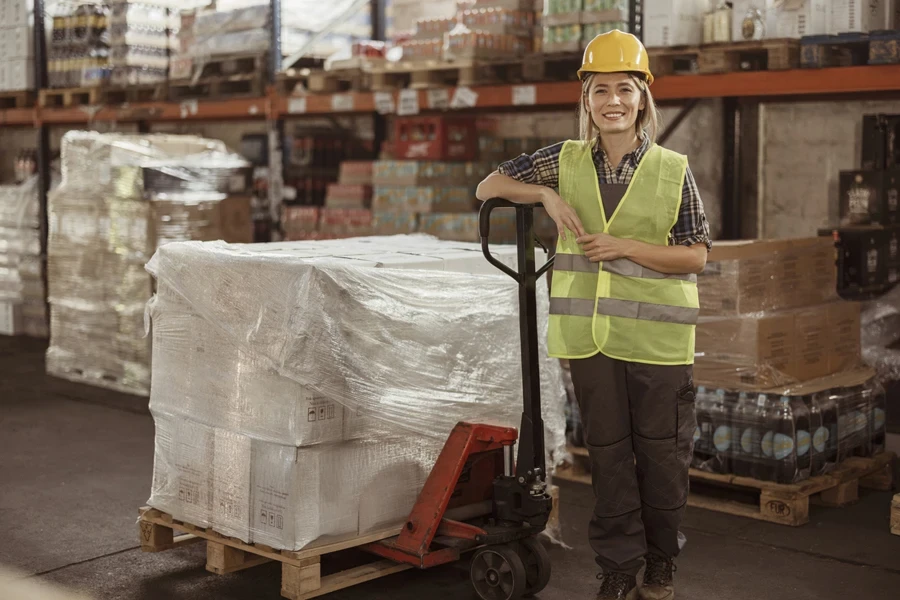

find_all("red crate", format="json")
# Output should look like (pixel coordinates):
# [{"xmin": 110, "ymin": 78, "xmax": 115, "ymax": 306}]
[{"xmin": 393, "ymin": 116, "xmax": 479, "ymax": 161}]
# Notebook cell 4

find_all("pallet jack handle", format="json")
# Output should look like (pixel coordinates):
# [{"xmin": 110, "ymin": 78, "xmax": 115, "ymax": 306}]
[{"xmin": 479, "ymin": 198, "xmax": 554, "ymax": 483}]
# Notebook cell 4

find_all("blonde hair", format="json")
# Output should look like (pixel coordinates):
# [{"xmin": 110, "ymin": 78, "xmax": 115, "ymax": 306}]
[{"xmin": 578, "ymin": 72, "xmax": 661, "ymax": 149}]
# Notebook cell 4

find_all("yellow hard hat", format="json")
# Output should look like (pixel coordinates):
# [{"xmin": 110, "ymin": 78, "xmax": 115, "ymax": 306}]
[{"xmin": 577, "ymin": 30, "xmax": 654, "ymax": 85}]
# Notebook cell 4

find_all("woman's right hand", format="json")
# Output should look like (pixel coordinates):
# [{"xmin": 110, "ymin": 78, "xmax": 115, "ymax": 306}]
[{"xmin": 541, "ymin": 188, "xmax": 586, "ymax": 241}]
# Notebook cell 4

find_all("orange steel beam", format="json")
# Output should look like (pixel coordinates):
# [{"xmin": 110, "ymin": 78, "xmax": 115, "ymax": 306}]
[{"xmin": 2, "ymin": 64, "xmax": 898, "ymax": 125}]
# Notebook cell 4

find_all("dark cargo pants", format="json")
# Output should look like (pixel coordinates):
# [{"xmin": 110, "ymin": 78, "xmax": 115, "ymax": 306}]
[{"xmin": 570, "ymin": 351, "xmax": 696, "ymax": 577}]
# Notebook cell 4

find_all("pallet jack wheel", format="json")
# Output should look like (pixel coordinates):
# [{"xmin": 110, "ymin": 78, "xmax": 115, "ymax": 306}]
[
  {"xmin": 470, "ymin": 544, "xmax": 528, "ymax": 600},
  {"xmin": 518, "ymin": 537, "xmax": 551, "ymax": 597}
]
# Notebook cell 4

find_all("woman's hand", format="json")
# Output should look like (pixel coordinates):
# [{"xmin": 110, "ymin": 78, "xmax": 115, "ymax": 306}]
[
  {"xmin": 577, "ymin": 233, "xmax": 631, "ymax": 262},
  {"xmin": 541, "ymin": 189, "xmax": 586, "ymax": 241}
]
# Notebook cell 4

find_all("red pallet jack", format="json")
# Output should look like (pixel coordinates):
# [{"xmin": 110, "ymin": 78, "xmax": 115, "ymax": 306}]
[{"xmin": 363, "ymin": 199, "xmax": 556, "ymax": 600}]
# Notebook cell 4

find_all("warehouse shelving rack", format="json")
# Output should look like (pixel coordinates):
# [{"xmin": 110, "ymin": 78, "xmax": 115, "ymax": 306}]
[{"xmin": 14, "ymin": 0, "xmax": 900, "ymax": 295}]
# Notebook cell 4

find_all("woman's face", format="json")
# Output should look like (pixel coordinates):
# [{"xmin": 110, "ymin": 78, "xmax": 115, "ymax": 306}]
[{"xmin": 584, "ymin": 72, "xmax": 645, "ymax": 137}]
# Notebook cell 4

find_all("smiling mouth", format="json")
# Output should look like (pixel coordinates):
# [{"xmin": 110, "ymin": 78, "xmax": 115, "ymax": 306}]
[{"xmin": 602, "ymin": 112, "xmax": 626, "ymax": 120}]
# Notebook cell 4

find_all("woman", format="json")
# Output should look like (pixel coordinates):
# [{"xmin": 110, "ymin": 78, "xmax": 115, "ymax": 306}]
[{"xmin": 476, "ymin": 30, "xmax": 711, "ymax": 600}]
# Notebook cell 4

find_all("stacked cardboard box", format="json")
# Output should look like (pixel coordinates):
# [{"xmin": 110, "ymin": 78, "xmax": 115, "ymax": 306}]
[
  {"xmin": 694, "ymin": 238, "xmax": 864, "ymax": 390},
  {"xmin": 0, "ymin": 178, "xmax": 46, "ymax": 337},
  {"xmin": 0, "ymin": 0, "xmax": 35, "ymax": 91},
  {"xmin": 46, "ymin": 132, "xmax": 252, "ymax": 396},
  {"xmin": 145, "ymin": 235, "xmax": 567, "ymax": 549}
]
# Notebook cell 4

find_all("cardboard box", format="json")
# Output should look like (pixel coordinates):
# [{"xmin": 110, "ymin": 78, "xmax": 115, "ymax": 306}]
[
  {"xmin": 1, "ymin": 26, "xmax": 33, "ymax": 58},
  {"xmin": 644, "ymin": 0, "xmax": 706, "ymax": 47},
  {"xmin": 372, "ymin": 186, "xmax": 474, "ymax": 213},
  {"xmin": 0, "ymin": 0, "xmax": 31, "ymax": 28},
  {"xmin": 829, "ymin": 0, "xmax": 897, "ymax": 34},
  {"xmin": 772, "ymin": 0, "xmax": 827, "ymax": 38},
  {"xmin": 695, "ymin": 300, "xmax": 861, "ymax": 389},
  {"xmin": 6, "ymin": 58, "xmax": 34, "ymax": 91},
  {"xmin": 698, "ymin": 238, "xmax": 837, "ymax": 316},
  {"xmin": 149, "ymin": 413, "xmax": 215, "ymax": 528},
  {"xmin": 0, "ymin": 301, "xmax": 22, "ymax": 335}
]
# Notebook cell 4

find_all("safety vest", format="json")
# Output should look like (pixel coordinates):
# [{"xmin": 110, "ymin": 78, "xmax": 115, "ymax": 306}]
[{"xmin": 547, "ymin": 140, "xmax": 699, "ymax": 365}]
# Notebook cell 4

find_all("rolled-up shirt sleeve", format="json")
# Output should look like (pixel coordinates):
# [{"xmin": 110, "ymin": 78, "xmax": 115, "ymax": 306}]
[
  {"xmin": 496, "ymin": 142, "xmax": 564, "ymax": 189},
  {"xmin": 670, "ymin": 165, "xmax": 712, "ymax": 251}
]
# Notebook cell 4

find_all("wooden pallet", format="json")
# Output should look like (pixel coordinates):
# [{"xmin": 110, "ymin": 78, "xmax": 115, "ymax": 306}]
[
  {"xmin": 190, "ymin": 53, "xmax": 269, "ymax": 79},
  {"xmin": 369, "ymin": 58, "xmax": 530, "ymax": 91},
  {"xmin": 648, "ymin": 38, "xmax": 801, "ymax": 76},
  {"xmin": 556, "ymin": 445, "xmax": 896, "ymax": 527},
  {"xmin": 0, "ymin": 90, "xmax": 35, "ymax": 109},
  {"xmin": 892, "ymin": 494, "xmax": 900, "ymax": 536},
  {"xmin": 168, "ymin": 74, "xmax": 264, "ymax": 101},
  {"xmin": 801, "ymin": 31, "xmax": 900, "ymax": 68},
  {"xmin": 105, "ymin": 84, "xmax": 167, "ymax": 104},
  {"xmin": 38, "ymin": 86, "xmax": 107, "ymax": 108},
  {"xmin": 278, "ymin": 65, "xmax": 376, "ymax": 95},
  {"xmin": 139, "ymin": 507, "xmax": 415, "ymax": 600}
]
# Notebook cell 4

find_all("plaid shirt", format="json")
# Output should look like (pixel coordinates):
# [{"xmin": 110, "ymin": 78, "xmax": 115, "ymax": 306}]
[{"xmin": 497, "ymin": 136, "xmax": 712, "ymax": 250}]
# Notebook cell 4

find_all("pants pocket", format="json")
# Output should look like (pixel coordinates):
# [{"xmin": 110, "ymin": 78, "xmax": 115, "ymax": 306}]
[{"xmin": 675, "ymin": 381, "xmax": 697, "ymax": 463}]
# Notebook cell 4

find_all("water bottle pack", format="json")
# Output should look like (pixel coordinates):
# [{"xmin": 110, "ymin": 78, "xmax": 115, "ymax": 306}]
[{"xmin": 691, "ymin": 379, "xmax": 887, "ymax": 484}]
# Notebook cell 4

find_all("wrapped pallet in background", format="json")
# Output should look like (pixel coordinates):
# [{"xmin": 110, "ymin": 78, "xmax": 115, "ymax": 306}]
[
  {"xmin": 46, "ymin": 131, "xmax": 251, "ymax": 396},
  {"xmin": 0, "ymin": 178, "xmax": 47, "ymax": 337},
  {"xmin": 144, "ymin": 235, "xmax": 568, "ymax": 549}
]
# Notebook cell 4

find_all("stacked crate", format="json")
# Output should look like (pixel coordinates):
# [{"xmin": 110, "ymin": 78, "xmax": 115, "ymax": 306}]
[
  {"xmin": 45, "ymin": 132, "xmax": 252, "ymax": 396},
  {"xmin": 0, "ymin": 178, "xmax": 46, "ymax": 337},
  {"xmin": 48, "ymin": 3, "xmax": 110, "ymax": 89},
  {"xmin": 282, "ymin": 161, "xmax": 375, "ymax": 241},
  {"xmin": 543, "ymin": 0, "xmax": 631, "ymax": 53}
]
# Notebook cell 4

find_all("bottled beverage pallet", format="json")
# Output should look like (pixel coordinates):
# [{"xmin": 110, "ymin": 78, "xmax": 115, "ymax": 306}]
[
  {"xmin": 555, "ymin": 446, "xmax": 896, "ymax": 527},
  {"xmin": 800, "ymin": 31, "xmax": 900, "ymax": 69}
]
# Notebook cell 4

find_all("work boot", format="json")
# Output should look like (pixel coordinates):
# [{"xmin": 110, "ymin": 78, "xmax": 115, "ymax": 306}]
[
  {"xmin": 596, "ymin": 571, "xmax": 638, "ymax": 600},
  {"xmin": 639, "ymin": 554, "xmax": 676, "ymax": 600}
]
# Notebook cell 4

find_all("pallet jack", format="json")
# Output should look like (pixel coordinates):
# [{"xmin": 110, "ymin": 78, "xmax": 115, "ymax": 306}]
[{"xmin": 363, "ymin": 199, "xmax": 556, "ymax": 599}]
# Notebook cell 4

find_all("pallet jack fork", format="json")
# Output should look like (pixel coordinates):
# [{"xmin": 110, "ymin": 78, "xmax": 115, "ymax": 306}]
[{"xmin": 365, "ymin": 199, "xmax": 555, "ymax": 600}]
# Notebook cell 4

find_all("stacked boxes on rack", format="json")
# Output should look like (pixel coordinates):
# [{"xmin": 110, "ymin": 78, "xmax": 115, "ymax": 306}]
[
  {"xmin": 48, "ymin": 3, "xmax": 109, "ymax": 89},
  {"xmin": 691, "ymin": 237, "xmax": 888, "ymax": 484},
  {"xmin": 0, "ymin": 0, "xmax": 35, "ymax": 92},
  {"xmin": 650, "ymin": 1, "xmax": 899, "ymax": 48},
  {"xmin": 45, "ymin": 132, "xmax": 252, "ymax": 396},
  {"xmin": 144, "ymin": 234, "xmax": 567, "ymax": 548},
  {"xmin": 399, "ymin": 0, "xmax": 538, "ymax": 62},
  {"xmin": 0, "ymin": 178, "xmax": 46, "ymax": 337},
  {"xmin": 543, "ymin": 0, "xmax": 631, "ymax": 53},
  {"xmin": 109, "ymin": 0, "xmax": 173, "ymax": 86},
  {"xmin": 282, "ymin": 161, "xmax": 375, "ymax": 241}
]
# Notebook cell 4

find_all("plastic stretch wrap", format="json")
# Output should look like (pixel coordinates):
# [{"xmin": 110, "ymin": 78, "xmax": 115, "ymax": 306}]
[
  {"xmin": 0, "ymin": 177, "xmax": 47, "ymax": 337},
  {"xmin": 145, "ymin": 235, "xmax": 568, "ymax": 549},
  {"xmin": 46, "ymin": 131, "xmax": 250, "ymax": 394},
  {"xmin": 860, "ymin": 284, "xmax": 900, "ymax": 382}
]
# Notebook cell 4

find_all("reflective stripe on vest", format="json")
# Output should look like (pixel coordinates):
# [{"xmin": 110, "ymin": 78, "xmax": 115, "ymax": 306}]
[
  {"xmin": 549, "ymin": 296, "xmax": 698, "ymax": 324},
  {"xmin": 553, "ymin": 252, "xmax": 697, "ymax": 283}
]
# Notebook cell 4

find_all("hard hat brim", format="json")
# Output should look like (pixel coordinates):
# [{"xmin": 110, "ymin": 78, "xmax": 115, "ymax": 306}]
[{"xmin": 577, "ymin": 68, "xmax": 655, "ymax": 86}]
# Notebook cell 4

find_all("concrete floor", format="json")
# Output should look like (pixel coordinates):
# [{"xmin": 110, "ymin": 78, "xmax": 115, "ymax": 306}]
[{"xmin": 2, "ymin": 335, "xmax": 900, "ymax": 600}]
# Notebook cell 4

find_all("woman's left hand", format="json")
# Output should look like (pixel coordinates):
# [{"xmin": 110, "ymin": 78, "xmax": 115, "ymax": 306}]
[{"xmin": 576, "ymin": 233, "xmax": 632, "ymax": 262}]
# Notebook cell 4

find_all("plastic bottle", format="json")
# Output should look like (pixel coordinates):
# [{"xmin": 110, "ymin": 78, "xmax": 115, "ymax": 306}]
[
  {"xmin": 792, "ymin": 396, "xmax": 812, "ymax": 482},
  {"xmin": 767, "ymin": 396, "xmax": 799, "ymax": 484},
  {"xmin": 710, "ymin": 388, "xmax": 734, "ymax": 474},
  {"xmin": 804, "ymin": 393, "xmax": 827, "ymax": 476},
  {"xmin": 866, "ymin": 380, "xmax": 887, "ymax": 456},
  {"xmin": 692, "ymin": 386, "xmax": 716, "ymax": 471},
  {"xmin": 731, "ymin": 392, "xmax": 756, "ymax": 477}
]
